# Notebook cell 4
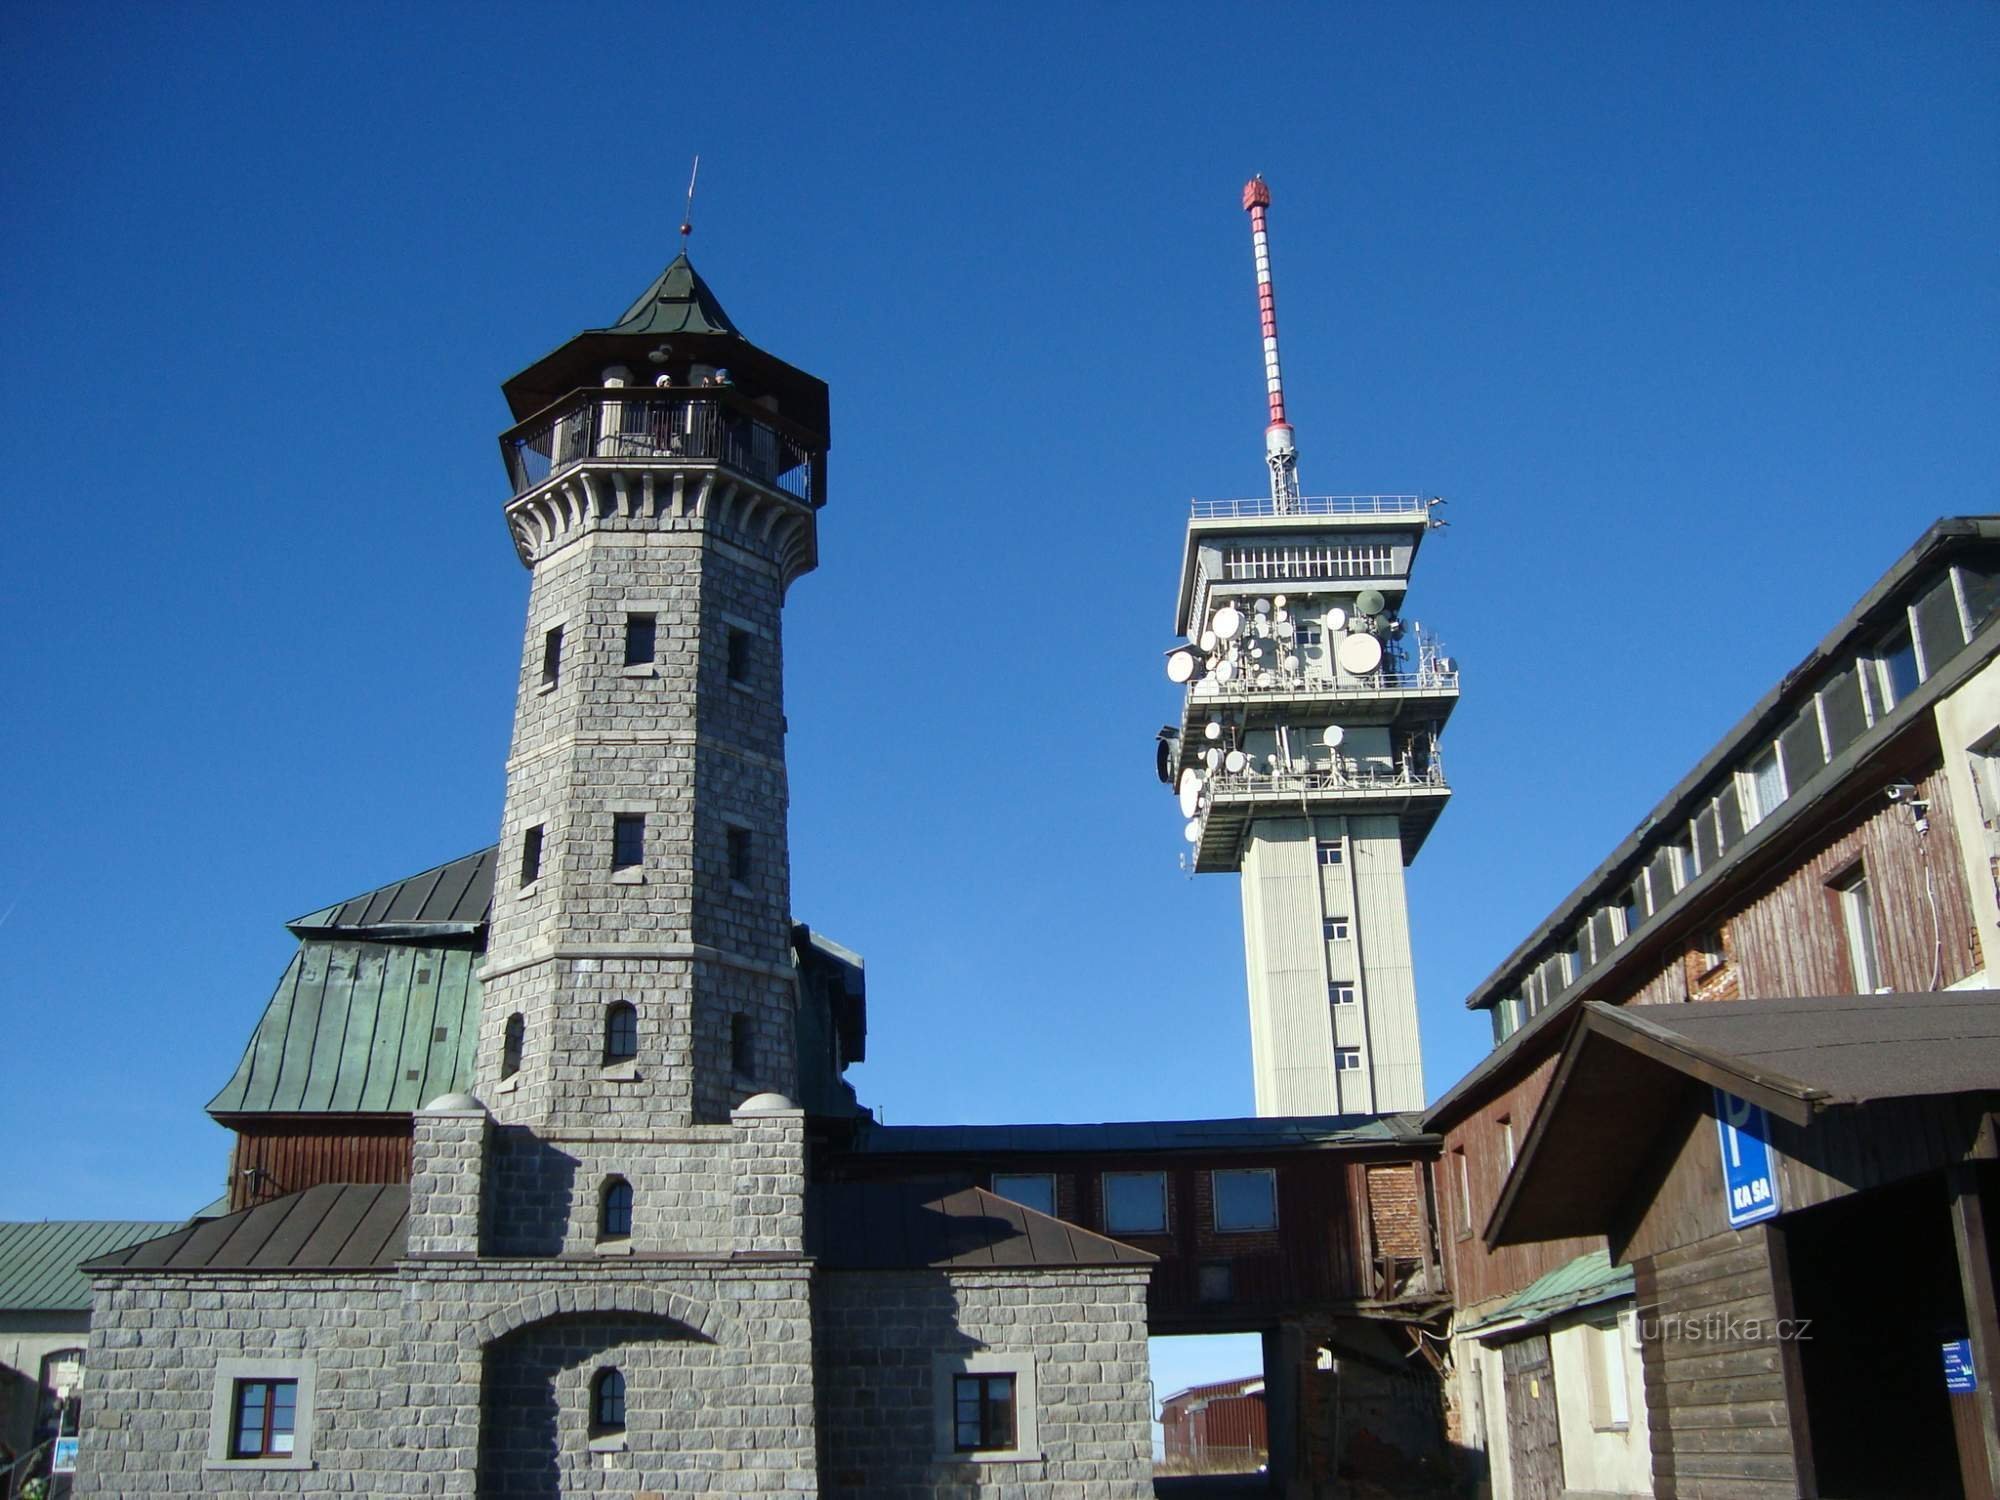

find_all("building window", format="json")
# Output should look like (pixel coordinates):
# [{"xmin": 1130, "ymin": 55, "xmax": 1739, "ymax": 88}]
[
  {"xmin": 1335, "ymin": 1047, "xmax": 1362, "ymax": 1072},
  {"xmin": 604, "ymin": 1002, "xmax": 638, "ymax": 1062},
  {"xmin": 612, "ymin": 814, "xmax": 645, "ymax": 871},
  {"xmin": 1104, "ymin": 1172, "xmax": 1167, "ymax": 1234},
  {"xmin": 230, "ymin": 1379, "xmax": 297, "ymax": 1459},
  {"xmin": 599, "ymin": 1177, "xmax": 633, "ymax": 1239},
  {"xmin": 1453, "ymin": 1148, "xmax": 1471, "ymax": 1236},
  {"xmin": 1564, "ymin": 932, "xmax": 1589, "ymax": 984},
  {"xmin": 1744, "ymin": 745, "xmax": 1786, "ymax": 827},
  {"xmin": 205, "ymin": 1359, "xmax": 315, "ymax": 1469},
  {"xmin": 727, "ymin": 826, "xmax": 752, "ymax": 884},
  {"xmin": 590, "ymin": 1368, "xmax": 626, "ymax": 1433},
  {"xmin": 1617, "ymin": 881, "xmax": 1645, "ymax": 938},
  {"xmin": 1499, "ymin": 1116, "xmax": 1515, "ymax": 1168},
  {"xmin": 1317, "ymin": 839, "xmax": 1345, "ymax": 866},
  {"xmin": 1874, "ymin": 626, "xmax": 1921, "ymax": 712},
  {"xmin": 990, "ymin": 1173, "xmax": 1056, "ymax": 1217},
  {"xmin": 501, "ymin": 1013, "xmax": 524, "ymax": 1080},
  {"xmin": 731, "ymin": 1013, "xmax": 754, "ymax": 1076},
  {"xmin": 1223, "ymin": 541, "xmax": 1396, "ymax": 582},
  {"xmin": 1330, "ymin": 982, "xmax": 1356, "ymax": 1006},
  {"xmin": 1197, "ymin": 1262, "xmax": 1234, "ymax": 1302},
  {"xmin": 1296, "ymin": 621, "xmax": 1324, "ymax": 653},
  {"xmin": 954, "ymin": 1374, "xmax": 1017, "ymax": 1452},
  {"xmin": 1833, "ymin": 866, "xmax": 1883, "ymax": 991},
  {"xmin": 540, "ymin": 624, "xmax": 563, "ymax": 689},
  {"xmin": 1212, "ymin": 1169, "xmax": 1278, "ymax": 1231},
  {"xmin": 623, "ymin": 613, "xmax": 657, "ymax": 667},
  {"xmin": 726, "ymin": 627, "xmax": 752, "ymax": 684},
  {"xmin": 520, "ymin": 824, "xmax": 544, "ymax": 887},
  {"xmin": 1585, "ymin": 1319, "xmax": 1631, "ymax": 1430},
  {"xmin": 1324, "ymin": 917, "xmax": 1350, "ymax": 941},
  {"xmin": 1692, "ymin": 926, "xmax": 1727, "ymax": 975}
]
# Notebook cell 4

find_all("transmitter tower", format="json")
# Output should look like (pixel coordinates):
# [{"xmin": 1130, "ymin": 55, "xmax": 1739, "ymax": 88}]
[{"xmin": 1160, "ymin": 178, "xmax": 1457, "ymax": 1116}]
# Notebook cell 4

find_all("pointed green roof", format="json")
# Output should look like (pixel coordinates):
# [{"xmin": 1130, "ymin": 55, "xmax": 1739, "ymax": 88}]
[{"xmin": 598, "ymin": 252, "xmax": 739, "ymax": 338}]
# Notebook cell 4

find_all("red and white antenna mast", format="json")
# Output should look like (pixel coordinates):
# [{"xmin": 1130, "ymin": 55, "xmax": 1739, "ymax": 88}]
[{"xmin": 1243, "ymin": 175, "xmax": 1302, "ymax": 512}]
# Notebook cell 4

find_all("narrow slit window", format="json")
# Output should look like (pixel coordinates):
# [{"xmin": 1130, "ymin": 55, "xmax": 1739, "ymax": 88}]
[
  {"xmin": 541, "ymin": 625, "xmax": 563, "ymax": 688},
  {"xmin": 612, "ymin": 814, "xmax": 645, "ymax": 871},
  {"xmin": 726, "ymin": 627, "xmax": 752, "ymax": 684},
  {"xmin": 623, "ymin": 613, "xmax": 657, "ymax": 667},
  {"xmin": 501, "ymin": 1013, "xmax": 524, "ymax": 1080},
  {"xmin": 727, "ymin": 826, "xmax": 752, "ymax": 884},
  {"xmin": 599, "ymin": 1177, "xmax": 633, "ymax": 1239},
  {"xmin": 604, "ymin": 1002, "xmax": 638, "ymax": 1062},
  {"xmin": 1834, "ymin": 867, "xmax": 1883, "ymax": 991},
  {"xmin": 731, "ymin": 1013, "xmax": 754, "ymax": 1076},
  {"xmin": 520, "ymin": 824, "xmax": 544, "ymax": 887}
]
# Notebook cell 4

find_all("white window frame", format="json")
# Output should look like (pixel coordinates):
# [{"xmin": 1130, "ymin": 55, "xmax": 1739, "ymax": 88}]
[
  {"xmin": 1211, "ymin": 1168, "xmax": 1279, "ymax": 1232},
  {"xmin": 1329, "ymin": 982, "xmax": 1357, "ymax": 1006},
  {"xmin": 1317, "ymin": 839, "xmax": 1345, "ymax": 867},
  {"xmin": 1335, "ymin": 1047, "xmax": 1363, "ymax": 1073},
  {"xmin": 1103, "ymin": 1171, "xmax": 1168, "ymax": 1234},
  {"xmin": 1741, "ymin": 744, "xmax": 1786, "ymax": 829},
  {"xmin": 990, "ymin": 1173, "xmax": 1057, "ymax": 1217},
  {"xmin": 1500, "ymin": 1117, "xmax": 1516, "ymax": 1168},
  {"xmin": 205, "ymin": 1358, "xmax": 316, "ymax": 1471},
  {"xmin": 933, "ymin": 1350, "xmax": 1041, "ymax": 1463},
  {"xmin": 1585, "ymin": 1318, "xmax": 1631, "ymax": 1430},
  {"xmin": 1834, "ymin": 866, "xmax": 1883, "ymax": 992},
  {"xmin": 1323, "ymin": 916, "xmax": 1351, "ymax": 942}
]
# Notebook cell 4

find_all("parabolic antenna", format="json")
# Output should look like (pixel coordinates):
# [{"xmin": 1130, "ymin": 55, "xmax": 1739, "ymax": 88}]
[
  {"xmin": 1355, "ymin": 588, "xmax": 1387, "ymax": 618},
  {"xmin": 1326, "ymin": 607, "xmax": 1347, "ymax": 631},
  {"xmin": 1199, "ymin": 630, "xmax": 1219, "ymax": 653},
  {"xmin": 1224, "ymin": 748, "xmax": 1248, "ymax": 774},
  {"xmin": 1212, "ymin": 606, "xmax": 1243, "ymax": 640},
  {"xmin": 1273, "ymin": 594, "xmax": 1287, "ymax": 608},
  {"xmin": 1275, "ymin": 619, "xmax": 1294, "ymax": 639},
  {"xmin": 1204, "ymin": 719, "xmax": 1224, "ymax": 741},
  {"xmin": 1213, "ymin": 658, "xmax": 1236, "ymax": 683},
  {"xmin": 1254, "ymin": 616, "xmax": 1272, "ymax": 638},
  {"xmin": 1322, "ymin": 725, "xmax": 1346, "ymax": 748},
  {"xmin": 1184, "ymin": 819, "xmax": 1203, "ymax": 843},
  {"xmin": 1282, "ymin": 654, "xmax": 1299, "ymax": 672},
  {"xmin": 1179, "ymin": 777, "xmax": 1203, "ymax": 818},
  {"xmin": 1253, "ymin": 598, "xmax": 1271, "ymax": 616},
  {"xmin": 1204, "ymin": 747, "xmax": 1222, "ymax": 770},
  {"xmin": 1337, "ymin": 633, "xmax": 1384, "ymax": 675},
  {"xmin": 1166, "ymin": 650, "xmax": 1197, "ymax": 684},
  {"xmin": 1256, "ymin": 670, "xmax": 1274, "ymax": 688},
  {"xmin": 1438, "ymin": 656, "xmax": 1457, "ymax": 674}
]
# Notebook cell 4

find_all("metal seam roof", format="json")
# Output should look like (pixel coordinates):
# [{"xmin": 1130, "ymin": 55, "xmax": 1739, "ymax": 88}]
[
  {"xmin": 82, "ymin": 1186, "xmax": 409, "ymax": 1274},
  {"xmin": 287, "ymin": 846, "xmax": 494, "ymax": 937},
  {"xmin": 0, "ymin": 1222, "xmax": 186, "ymax": 1310},
  {"xmin": 845, "ymin": 1114, "xmax": 1429, "ymax": 1156}
]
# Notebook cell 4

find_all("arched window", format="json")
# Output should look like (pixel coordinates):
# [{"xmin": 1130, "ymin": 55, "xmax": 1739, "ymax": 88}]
[
  {"xmin": 599, "ymin": 1177, "xmax": 633, "ymax": 1239},
  {"xmin": 501, "ymin": 1014, "xmax": 524, "ymax": 1080},
  {"xmin": 590, "ymin": 1367, "xmax": 626, "ymax": 1433},
  {"xmin": 731, "ymin": 1013, "xmax": 753, "ymax": 1076},
  {"xmin": 604, "ymin": 1002, "xmax": 638, "ymax": 1062}
]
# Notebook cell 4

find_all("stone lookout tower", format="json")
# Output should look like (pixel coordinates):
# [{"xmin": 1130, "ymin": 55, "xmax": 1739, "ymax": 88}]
[{"xmin": 1160, "ymin": 178, "xmax": 1458, "ymax": 1116}]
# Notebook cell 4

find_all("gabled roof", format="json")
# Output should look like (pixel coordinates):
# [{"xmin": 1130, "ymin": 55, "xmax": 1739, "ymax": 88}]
[
  {"xmin": 599, "ymin": 253, "xmax": 739, "ymax": 338},
  {"xmin": 83, "ymin": 1185, "xmax": 408, "ymax": 1275},
  {"xmin": 288, "ymin": 846, "xmax": 494, "ymax": 940},
  {"xmin": 1488, "ymin": 993, "xmax": 2000, "ymax": 1249},
  {"xmin": 0, "ymin": 1222, "xmax": 185, "ymax": 1310},
  {"xmin": 845, "ymin": 1113, "xmax": 1430, "ymax": 1157},
  {"xmin": 810, "ymin": 1183, "xmax": 1156, "ymax": 1270},
  {"xmin": 207, "ymin": 940, "xmax": 481, "ymax": 1116}
]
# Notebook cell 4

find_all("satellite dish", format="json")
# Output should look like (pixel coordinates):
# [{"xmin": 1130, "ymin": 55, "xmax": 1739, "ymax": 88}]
[
  {"xmin": 1213, "ymin": 658, "xmax": 1236, "ymax": 682},
  {"xmin": 1179, "ymin": 776, "xmax": 1203, "ymax": 817},
  {"xmin": 1438, "ymin": 656, "xmax": 1457, "ymax": 674},
  {"xmin": 1337, "ymin": 633, "xmax": 1384, "ymax": 675},
  {"xmin": 1273, "ymin": 595, "xmax": 1287, "ymax": 608},
  {"xmin": 1254, "ymin": 616, "xmax": 1272, "ymax": 638},
  {"xmin": 1184, "ymin": 819, "xmax": 1203, "ymax": 843},
  {"xmin": 1322, "ymin": 725, "xmax": 1345, "ymax": 748},
  {"xmin": 1355, "ymin": 588, "xmax": 1387, "ymax": 618},
  {"xmin": 1154, "ymin": 729, "xmax": 1180, "ymax": 783},
  {"xmin": 1256, "ymin": 670, "xmax": 1274, "ymax": 688},
  {"xmin": 1224, "ymin": 749, "xmax": 1248, "ymax": 774},
  {"xmin": 1275, "ymin": 619, "xmax": 1294, "ymax": 639},
  {"xmin": 1265, "ymin": 753, "xmax": 1280, "ymax": 769},
  {"xmin": 1204, "ymin": 746, "xmax": 1222, "ymax": 770},
  {"xmin": 1166, "ymin": 650, "xmax": 1198, "ymax": 684},
  {"xmin": 1204, "ymin": 719, "xmax": 1224, "ymax": 741},
  {"xmin": 1199, "ymin": 630, "xmax": 1219, "ymax": 653},
  {"xmin": 1282, "ymin": 654, "xmax": 1299, "ymax": 672},
  {"xmin": 1326, "ymin": 607, "xmax": 1347, "ymax": 631},
  {"xmin": 1253, "ymin": 598, "xmax": 1271, "ymax": 616},
  {"xmin": 1212, "ymin": 606, "xmax": 1243, "ymax": 640}
]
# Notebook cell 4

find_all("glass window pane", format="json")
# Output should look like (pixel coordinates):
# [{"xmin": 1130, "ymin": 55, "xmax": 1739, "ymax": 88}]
[
  {"xmin": 1213, "ymin": 1169, "xmax": 1277, "ymax": 1230},
  {"xmin": 1104, "ymin": 1173, "xmax": 1166, "ymax": 1233},
  {"xmin": 990, "ymin": 1174, "xmax": 1056, "ymax": 1217}
]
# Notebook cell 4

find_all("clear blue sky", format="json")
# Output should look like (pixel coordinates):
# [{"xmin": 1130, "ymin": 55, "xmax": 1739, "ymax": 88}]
[{"xmin": 3, "ymin": 3, "xmax": 1995, "ymax": 1227}]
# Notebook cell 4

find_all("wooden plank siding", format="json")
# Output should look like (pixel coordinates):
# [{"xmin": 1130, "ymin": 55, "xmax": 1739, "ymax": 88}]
[
  {"xmin": 1729, "ymin": 764, "xmax": 1981, "ymax": 999},
  {"xmin": 1634, "ymin": 1229, "xmax": 1809, "ymax": 1500},
  {"xmin": 226, "ymin": 1119, "xmax": 413, "ymax": 1210}
]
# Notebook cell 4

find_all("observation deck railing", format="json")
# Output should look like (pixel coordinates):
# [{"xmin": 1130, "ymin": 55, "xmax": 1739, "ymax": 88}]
[
  {"xmin": 501, "ymin": 388, "xmax": 821, "ymax": 506},
  {"xmin": 1208, "ymin": 761, "xmax": 1449, "ymax": 798},
  {"xmin": 1189, "ymin": 667, "xmax": 1460, "ymax": 700},
  {"xmin": 1190, "ymin": 494, "xmax": 1427, "ymax": 520}
]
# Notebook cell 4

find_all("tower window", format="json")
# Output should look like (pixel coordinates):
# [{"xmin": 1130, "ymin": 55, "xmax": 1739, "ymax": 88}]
[
  {"xmin": 520, "ymin": 825, "xmax": 544, "ymax": 887},
  {"xmin": 726, "ymin": 627, "xmax": 752, "ymax": 684},
  {"xmin": 1324, "ymin": 917, "xmax": 1350, "ymax": 941},
  {"xmin": 599, "ymin": 1177, "xmax": 633, "ymax": 1239},
  {"xmin": 623, "ymin": 613, "xmax": 657, "ymax": 667},
  {"xmin": 1330, "ymin": 982, "xmax": 1356, "ymax": 1006},
  {"xmin": 501, "ymin": 1014, "xmax": 524, "ymax": 1080},
  {"xmin": 727, "ymin": 826, "xmax": 752, "ymax": 885},
  {"xmin": 590, "ymin": 1368, "xmax": 626, "ymax": 1434},
  {"xmin": 604, "ymin": 1002, "xmax": 638, "ymax": 1062},
  {"xmin": 1335, "ymin": 1047, "xmax": 1362, "ymax": 1072},
  {"xmin": 731, "ymin": 1013, "xmax": 754, "ymax": 1076},
  {"xmin": 541, "ymin": 625, "xmax": 564, "ymax": 689},
  {"xmin": 612, "ymin": 814, "xmax": 645, "ymax": 871},
  {"xmin": 1317, "ymin": 839, "xmax": 1345, "ymax": 866}
]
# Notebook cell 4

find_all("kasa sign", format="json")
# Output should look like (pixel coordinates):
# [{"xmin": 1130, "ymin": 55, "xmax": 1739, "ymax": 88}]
[{"xmin": 1714, "ymin": 1089, "xmax": 1781, "ymax": 1229}]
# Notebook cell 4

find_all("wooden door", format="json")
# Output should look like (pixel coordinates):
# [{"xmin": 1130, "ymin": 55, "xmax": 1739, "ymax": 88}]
[{"xmin": 1501, "ymin": 1332, "xmax": 1564, "ymax": 1500}]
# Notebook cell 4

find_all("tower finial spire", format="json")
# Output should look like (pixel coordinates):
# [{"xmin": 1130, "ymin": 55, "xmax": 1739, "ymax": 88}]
[
  {"xmin": 1243, "ymin": 175, "xmax": 1301, "ymax": 512},
  {"xmin": 680, "ymin": 154, "xmax": 701, "ymax": 245}
]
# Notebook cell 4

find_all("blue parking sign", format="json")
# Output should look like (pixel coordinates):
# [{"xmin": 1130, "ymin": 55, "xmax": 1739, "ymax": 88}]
[{"xmin": 1714, "ymin": 1089, "xmax": 1781, "ymax": 1228}]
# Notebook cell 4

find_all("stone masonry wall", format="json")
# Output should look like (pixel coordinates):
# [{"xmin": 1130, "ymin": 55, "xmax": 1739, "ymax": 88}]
[
  {"xmin": 816, "ymin": 1268, "xmax": 1155, "ymax": 1500},
  {"xmin": 409, "ymin": 1107, "xmax": 486, "ymax": 1256},
  {"xmin": 77, "ymin": 1273, "xmax": 403, "ymax": 1496},
  {"xmin": 482, "ymin": 1124, "xmax": 738, "ymax": 1256}
]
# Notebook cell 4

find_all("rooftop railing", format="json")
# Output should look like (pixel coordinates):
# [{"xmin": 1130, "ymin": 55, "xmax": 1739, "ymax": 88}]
[
  {"xmin": 501, "ymin": 388, "xmax": 822, "ymax": 505},
  {"xmin": 1189, "ymin": 667, "xmax": 1460, "ymax": 699},
  {"xmin": 1208, "ymin": 761, "xmax": 1449, "ymax": 797},
  {"xmin": 1190, "ymin": 494, "xmax": 1427, "ymax": 520}
]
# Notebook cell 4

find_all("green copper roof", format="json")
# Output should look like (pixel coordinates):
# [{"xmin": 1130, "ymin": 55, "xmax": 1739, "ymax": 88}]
[
  {"xmin": 1468, "ymin": 1248, "xmax": 1633, "ymax": 1334},
  {"xmin": 207, "ymin": 940, "xmax": 481, "ymax": 1116},
  {"xmin": 0, "ymin": 1221, "xmax": 184, "ymax": 1311},
  {"xmin": 599, "ymin": 253, "xmax": 739, "ymax": 338}
]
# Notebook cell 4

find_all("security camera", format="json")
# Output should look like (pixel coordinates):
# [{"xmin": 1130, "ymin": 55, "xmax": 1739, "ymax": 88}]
[{"xmin": 1886, "ymin": 782, "xmax": 1918, "ymax": 802}]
